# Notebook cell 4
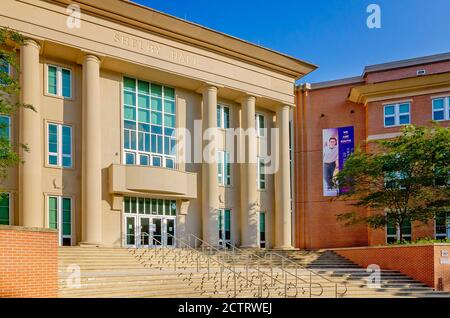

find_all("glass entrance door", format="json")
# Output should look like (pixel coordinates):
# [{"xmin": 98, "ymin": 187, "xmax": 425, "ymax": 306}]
[
  {"xmin": 166, "ymin": 218, "xmax": 175, "ymax": 247},
  {"xmin": 218, "ymin": 209, "xmax": 231, "ymax": 248},
  {"xmin": 125, "ymin": 215, "xmax": 136, "ymax": 246},
  {"xmin": 139, "ymin": 216, "xmax": 150, "ymax": 247},
  {"xmin": 151, "ymin": 217, "xmax": 162, "ymax": 246}
]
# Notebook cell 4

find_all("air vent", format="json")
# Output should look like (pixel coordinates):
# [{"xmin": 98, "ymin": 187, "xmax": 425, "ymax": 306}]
[{"xmin": 417, "ymin": 69, "xmax": 426, "ymax": 76}]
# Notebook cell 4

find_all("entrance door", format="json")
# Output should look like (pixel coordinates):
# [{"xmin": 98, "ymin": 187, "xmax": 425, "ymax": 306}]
[
  {"xmin": 125, "ymin": 215, "xmax": 136, "ymax": 247},
  {"xmin": 218, "ymin": 209, "xmax": 231, "ymax": 248},
  {"xmin": 151, "ymin": 217, "xmax": 162, "ymax": 246},
  {"xmin": 139, "ymin": 216, "xmax": 150, "ymax": 247},
  {"xmin": 166, "ymin": 218, "xmax": 175, "ymax": 247}
]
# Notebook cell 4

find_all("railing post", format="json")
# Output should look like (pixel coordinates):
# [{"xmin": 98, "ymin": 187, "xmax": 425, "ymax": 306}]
[
  {"xmin": 285, "ymin": 272, "xmax": 288, "ymax": 298},
  {"xmin": 309, "ymin": 271, "xmax": 312, "ymax": 298}
]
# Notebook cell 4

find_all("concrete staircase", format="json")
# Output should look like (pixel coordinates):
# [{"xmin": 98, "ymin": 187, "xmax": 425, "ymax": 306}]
[{"xmin": 58, "ymin": 247, "xmax": 450, "ymax": 298}]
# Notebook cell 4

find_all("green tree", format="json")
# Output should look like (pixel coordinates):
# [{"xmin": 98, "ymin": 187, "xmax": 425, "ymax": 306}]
[
  {"xmin": 0, "ymin": 27, "xmax": 32, "ymax": 181},
  {"xmin": 335, "ymin": 124, "xmax": 450, "ymax": 242}
]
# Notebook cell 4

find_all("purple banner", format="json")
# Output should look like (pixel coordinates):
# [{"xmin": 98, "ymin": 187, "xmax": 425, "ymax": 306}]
[{"xmin": 322, "ymin": 126, "xmax": 354, "ymax": 196}]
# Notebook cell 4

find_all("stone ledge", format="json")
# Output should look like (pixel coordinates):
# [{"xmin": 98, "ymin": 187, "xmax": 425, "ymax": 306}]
[{"xmin": 0, "ymin": 225, "xmax": 58, "ymax": 233}]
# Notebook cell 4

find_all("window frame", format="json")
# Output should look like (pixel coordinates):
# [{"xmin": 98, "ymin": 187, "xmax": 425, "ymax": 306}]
[
  {"xmin": 257, "ymin": 157, "xmax": 266, "ymax": 190},
  {"xmin": 218, "ymin": 208, "xmax": 232, "ymax": 248},
  {"xmin": 432, "ymin": 97, "xmax": 450, "ymax": 122},
  {"xmin": 217, "ymin": 150, "xmax": 231, "ymax": 186},
  {"xmin": 47, "ymin": 195, "xmax": 73, "ymax": 246},
  {"xmin": 0, "ymin": 115, "xmax": 11, "ymax": 144},
  {"xmin": 386, "ymin": 219, "xmax": 412, "ymax": 243},
  {"xmin": 383, "ymin": 102, "xmax": 411, "ymax": 127},
  {"xmin": 46, "ymin": 64, "xmax": 73, "ymax": 99},
  {"xmin": 122, "ymin": 76, "xmax": 177, "ymax": 169},
  {"xmin": 435, "ymin": 213, "xmax": 450, "ymax": 240},
  {"xmin": 46, "ymin": 122, "xmax": 73, "ymax": 169},
  {"xmin": 217, "ymin": 104, "xmax": 230, "ymax": 129},
  {"xmin": 255, "ymin": 113, "xmax": 266, "ymax": 137},
  {"xmin": 258, "ymin": 211, "xmax": 266, "ymax": 248},
  {"xmin": 0, "ymin": 193, "xmax": 11, "ymax": 225},
  {"xmin": 0, "ymin": 58, "xmax": 10, "ymax": 86}
]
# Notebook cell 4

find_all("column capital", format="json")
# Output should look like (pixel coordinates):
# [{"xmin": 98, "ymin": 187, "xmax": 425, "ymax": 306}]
[
  {"xmin": 236, "ymin": 93, "xmax": 258, "ymax": 104},
  {"xmin": 83, "ymin": 54, "xmax": 101, "ymax": 64},
  {"xmin": 196, "ymin": 82, "xmax": 222, "ymax": 94},
  {"xmin": 280, "ymin": 104, "xmax": 293, "ymax": 111},
  {"xmin": 22, "ymin": 38, "xmax": 41, "ymax": 51}
]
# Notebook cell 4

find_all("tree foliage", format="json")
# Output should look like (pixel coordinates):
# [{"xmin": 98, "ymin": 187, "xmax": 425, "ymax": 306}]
[
  {"xmin": 0, "ymin": 27, "xmax": 32, "ymax": 181},
  {"xmin": 335, "ymin": 124, "xmax": 450, "ymax": 241}
]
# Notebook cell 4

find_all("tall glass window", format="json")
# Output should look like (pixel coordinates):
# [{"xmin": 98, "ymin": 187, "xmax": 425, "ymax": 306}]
[
  {"xmin": 47, "ymin": 65, "xmax": 72, "ymax": 98},
  {"xmin": 217, "ymin": 150, "xmax": 231, "ymax": 186},
  {"xmin": 257, "ymin": 157, "xmax": 266, "ymax": 190},
  {"xmin": 123, "ymin": 77, "xmax": 176, "ymax": 169},
  {"xmin": 436, "ymin": 213, "xmax": 450, "ymax": 239},
  {"xmin": 48, "ymin": 196, "xmax": 72, "ymax": 246},
  {"xmin": 387, "ymin": 220, "xmax": 411, "ymax": 243},
  {"xmin": 255, "ymin": 113, "xmax": 265, "ymax": 137},
  {"xmin": 0, "ymin": 193, "xmax": 10, "ymax": 225},
  {"xmin": 0, "ymin": 57, "xmax": 10, "ymax": 85},
  {"xmin": 0, "ymin": 115, "xmax": 11, "ymax": 143},
  {"xmin": 217, "ymin": 105, "xmax": 230, "ymax": 129},
  {"xmin": 47, "ymin": 123, "xmax": 73, "ymax": 168},
  {"xmin": 259, "ymin": 212, "xmax": 266, "ymax": 248}
]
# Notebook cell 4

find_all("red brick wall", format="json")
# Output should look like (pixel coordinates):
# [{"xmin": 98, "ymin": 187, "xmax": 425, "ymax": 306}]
[
  {"xmin": 295, "ymin": 84, "xmax": 368, "ymax": 249},
  {"xmin": 0, "ymin": 226, "xmax": 58, "ymax": 298},
  {"xmin": 334, "ymin": 244, "xmax": 450, "ymax": 291},
  {"xmin": 366, "ymin": 60, "xmax": 450, "ymax": 83}
]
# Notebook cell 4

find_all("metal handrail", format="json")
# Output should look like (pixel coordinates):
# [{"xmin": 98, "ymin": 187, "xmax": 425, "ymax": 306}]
[
  {"xmin": 129, "ymin": 231, "xmax": 272, "ymax": 297},
  {"xmin": 188, "ymin": 234, "xmax": 306, "ymax": 298}
]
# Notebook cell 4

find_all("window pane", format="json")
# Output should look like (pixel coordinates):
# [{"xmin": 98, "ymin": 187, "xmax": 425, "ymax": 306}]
[
  {"xmin": 170, "ymin": 200, "xmax": 176, "ymax": 216},
  {"xmin": 124, "ymin": 91, "xmax": 136, "ymax": 106},
  {"xmin": 123, "ymin": 77, "xmax": 136, "ymax": 91},
  {"xmin": 138, "ymin": 109, "xmax": 150, "ymax": 123},
  {"xmin": 399, "ymin": 103, "xmax": 409, "ymax": 114},
  {"xmin": 223, "ymin": 107, "xmax": 230, "ymax": 129},
  {"xmin": 151, "ymin": 84, "xmax": 162, "ymax": 97},
  {"xmin": 399, "ymin": 114, "xmax": 410, "ymax": 125},
  {"xmin": 166, "ymin": 158, "xmax": 174, "ymax": 169},
  {"xmin": 433, "ymin": 110, "xmax": 445, "ymax": 121},
  {"xmin": 384, "ymin": 105, "xmax": 395, "ymax": 116},
  {"xmin": 152, "ymin": 156, "xmax": 161, "ymax": 167},
  {"xmin": 433, "ymin": 99, "xmax": 444, "ymax": 110},
  {"xmin": 48, "ymin": 197, "xmax": 58, "ymax": 229},
  {"xmin": 125, "ymin": 152, "xmax": 135, "ymax": 165},
  {"xmin": 138, "ymin": 81, "xmax": 149, "ymax": 94},
  {"xmin": 164, "ymin": 114, "xmax": 175, "ymax": 128},
  {"xmin": 140, "ymin": 155, "xmax": 149, "ymax": 166},
  {"xmin": 138, "ymin": 95, "xmax": 150, "ymax": 109},
  {"xmin": 62, "ymin": 126, "xmax": 72, "ymax": 155},
  {"xmin": 164, "ymin": 87, "xmax": 175, "ymax": 100},
  {"xmin": 130, "ymin": 197, "xmax": 137, "ymax": 213},
  {"xmin": 0, "ymin": 194, "xmax": 9, "ymax": 225},
  {"xmin": 384, "ymin": 116, "xmax": 395, "ymax": 127},
  {"xmin": 49, "ymin": 155, "xmax": 58, "ymax": 165},
  {"xmin": 61, "ymin": 69, "xmax": 71, "ymax": 98},
  {"xmin": 0, "ymin": 116, "xmax": 10, "ymax": 141},
  {"xmin": 62, "ymin": 198, "xmax": 71, "ymax": 236},
  {"xmin": 62, "ymin": 157, "xmax": 72, "ymax": 168},
  {"xmin": 164, "ymin": 100, "xmax": 175, "ymax": 114},
  {"xmin": 151, "ymin": 98, "xmax": 162, "ymax": 111},
  {"xmin": 217, "ymin": 106, "xmax": 222, "ymax": 128},
  {"xmin": 124, "ymin": 106, "xmax": 136, "ymax": 121},
  {"xmin": 48, "ymin": 66, "xmax": 57, "ymax": 95},
  {"xmin": 151, "ymin": 111, "xmax": 162, "ymax": 125}
]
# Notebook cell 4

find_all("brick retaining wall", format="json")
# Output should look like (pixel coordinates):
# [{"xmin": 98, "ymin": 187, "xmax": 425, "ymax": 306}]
[{"xmin": 0, "ymin": 225, "xmax": 58, "ymax": 298}]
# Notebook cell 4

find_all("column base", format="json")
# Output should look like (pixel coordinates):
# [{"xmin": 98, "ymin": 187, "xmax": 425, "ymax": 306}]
[
  {"xmin": 273, "ymin": 245, "xmax": 298, "ymax": 251},
  {"xmin": 78, "ymin": 242, "xmax": 102, "ymax": 248}
]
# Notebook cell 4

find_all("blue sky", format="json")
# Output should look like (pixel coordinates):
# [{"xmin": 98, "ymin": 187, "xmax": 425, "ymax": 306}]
[{"xmin": 132, "ymin": 0, "xmax": 450, "ymax": 83}]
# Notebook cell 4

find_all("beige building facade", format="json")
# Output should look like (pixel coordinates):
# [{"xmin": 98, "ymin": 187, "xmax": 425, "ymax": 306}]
[{"xmin": 0, "ymin": 0, "xmax": 315, "ymax": 248}]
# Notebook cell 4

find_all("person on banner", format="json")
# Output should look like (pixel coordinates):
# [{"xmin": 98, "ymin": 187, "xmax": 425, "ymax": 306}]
[{"xmin": 323, "ymin": 136, "xmax": 339, "ymax": 191}]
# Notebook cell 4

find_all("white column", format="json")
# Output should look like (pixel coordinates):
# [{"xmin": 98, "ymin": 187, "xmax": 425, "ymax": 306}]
[
  {"xmin": 81, "ymin": 54, "xmax": 102, "ymax": 246},
  {"xmin": 201, "ymin": 85, "xmax": 219, "ymax": 246},
  {"xmin": 240, "ymin": 95, "xmax": 258, "ymax": 248},
  {"xmin": 275, "ymin": 105, "xmax": 293, "ymax": 249},
  {"xmin": 20, "ymin": 39, "xmax": 43, "ymax": 228}
]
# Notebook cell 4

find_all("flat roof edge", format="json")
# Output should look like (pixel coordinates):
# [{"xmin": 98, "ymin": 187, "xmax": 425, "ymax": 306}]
[
  {"xmin": 363, "ymin": 52, "xmax": 450, "ymax": 75},
  {"xmin": 298, "ymin": 76, "xmax": 364, "ymax": 90}
]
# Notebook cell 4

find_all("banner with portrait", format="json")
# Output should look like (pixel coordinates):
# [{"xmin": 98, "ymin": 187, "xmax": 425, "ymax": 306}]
[{"xmin": 322, "ymin": 126, "xmax": 354, "ymax": 196}]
